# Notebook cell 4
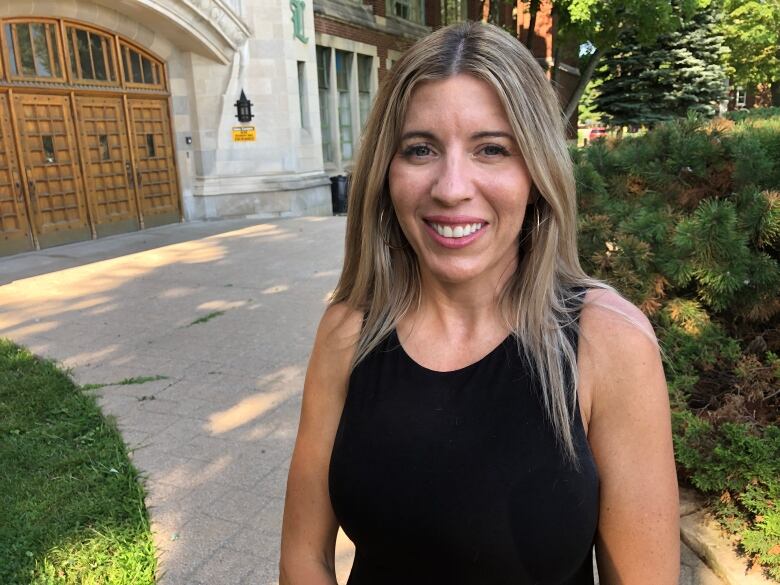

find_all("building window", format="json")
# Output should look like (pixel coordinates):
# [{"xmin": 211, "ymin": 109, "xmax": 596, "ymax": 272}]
[
  {"xmin": 316, "ymin": 46, "xmax": 333, "ymax": 163},
  {"xmin": 297, "ymin": 61, "xmax": 308, "ymax": 129},
  {"xmin": 316, "ymin": 44, "xmax": 376, "ymax": 167},
  {"xmin": 66, "ymin": 25, "xmax": 117, "ymax": 83},
  {"xmin": 335, "ymin": 50, "xmax": 353, "ymax": 161},
  {"xmin": 735, "ymin": 87, "xmax": 747, "ymax": 108},
  {"xmin": 42, "ymin": 135, "xmax": 56, "ymax": 163},
  {"xmin": 4, "ymin": 21, "xmax": 64, "ymax": 80},
  {"xmin": 357, "ymin": 55, "xmax": 372, "ymax": 130},
  {"xmin": 120, "ymin": 42, "xmax": 163, "ymax": 88},
  {"xmin": 99, "ymin": 135, "xmax": 111, "ymax": 160},
  {"xmin": 387, "ymin": 0, "xmax": 425, "ymax": 24},
  {"xmin": 441, "ymin": 0, "xmax": 467, "ymax": 24}
]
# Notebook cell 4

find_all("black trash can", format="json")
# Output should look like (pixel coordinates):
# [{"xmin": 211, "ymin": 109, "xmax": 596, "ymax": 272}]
[{"xmin": 330, "ymin": 175, "xmax": 349, "ymax": 215}]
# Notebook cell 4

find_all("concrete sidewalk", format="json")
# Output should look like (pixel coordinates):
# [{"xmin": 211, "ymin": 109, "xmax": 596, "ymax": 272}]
[{"xmin": 0, "ymin": 217, "xmax": 736, "ymax": 584}]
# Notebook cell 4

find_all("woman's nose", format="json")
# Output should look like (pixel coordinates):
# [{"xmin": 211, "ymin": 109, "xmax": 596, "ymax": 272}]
[{"xmin": 430, "ymin": 153, "xmax": 473, "ymax": 205}]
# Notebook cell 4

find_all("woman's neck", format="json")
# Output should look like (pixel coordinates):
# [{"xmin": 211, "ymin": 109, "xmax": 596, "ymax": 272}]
[{"xmin": 400, "ymin": 266, "xmax": 514, "ymax": 341}]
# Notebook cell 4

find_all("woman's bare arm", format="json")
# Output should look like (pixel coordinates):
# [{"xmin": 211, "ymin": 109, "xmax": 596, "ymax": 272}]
[
  {"xmin": 279, "ymin": 304, "xmax": 362, "ymax": 585},
  {"xmin": 579, "ymin": 290, "xmax": 680, "ymax": 584}
]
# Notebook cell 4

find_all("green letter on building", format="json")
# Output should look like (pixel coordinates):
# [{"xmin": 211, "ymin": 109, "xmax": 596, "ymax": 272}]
[{"xmin": 291, "ymin": 0, "xmax": 308, "ymax": 43}]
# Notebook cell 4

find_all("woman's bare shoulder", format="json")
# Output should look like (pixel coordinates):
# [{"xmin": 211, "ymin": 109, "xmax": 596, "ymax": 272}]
[
  {"xmin": 577, "ymin": 287, "xmax": 663, "ymax": 416},
  {"xmin": 306, "ymin": 302, "xmax": 364, "ymax": 397},
  {"xmin": 580, "ymin": 287, "xmax": 657, "ymax": 350},
  {"xmin": 315, "ymin": 302, "xmax": 363, "ymax": 356}
]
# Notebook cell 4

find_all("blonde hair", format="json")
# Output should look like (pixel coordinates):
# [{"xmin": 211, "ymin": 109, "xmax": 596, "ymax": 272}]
[{"xmin": 331, "ymin": 21, "xmax": 607, "ymax": 462}]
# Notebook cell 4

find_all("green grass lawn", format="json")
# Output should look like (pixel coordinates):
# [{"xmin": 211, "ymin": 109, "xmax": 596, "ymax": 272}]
[{"xmin": 0, "ymin": 339, "xmax": 156, "ymax": 584}]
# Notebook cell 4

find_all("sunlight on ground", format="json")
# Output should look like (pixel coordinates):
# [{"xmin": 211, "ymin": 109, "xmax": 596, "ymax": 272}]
[
  {"xmin": 88, "ymin": 303, "xmax": 120, "ymax": 315},
  {"xmin": 197, "ymin": 299, "xmax": 248, "ymax": 311},
  {"xmin": 207, "ymin": 366, "xmax": 303, "ymax": 435},
  {"xmin": 5, "ymin": 320, "xmax": 59, "ymax": 337},
  {"xmin": 207, "ymin": 224, "xmax": 286, "ymax": 241},
  {"xmin": 161, "ymin": 454, "xmax": 232, "ymax": 489},
  {"xmin": 61, "ymin": 345, "xmax": 120, "ymax": 367},
  {"xmin": 159, "ymin": 287, "xmax": 199, "ymax": 299},
  {"xmin": 0, "ymin": 239, "xmax": 230, "ymax": 335},
  {"xmin": 261, "ymin": 285, "xmax": 289, "ymax": 295}
]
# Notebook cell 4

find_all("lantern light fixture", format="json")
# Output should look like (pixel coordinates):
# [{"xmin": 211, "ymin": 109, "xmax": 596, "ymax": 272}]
[{"xmin": 235, "ymin": 90, "xmax": 254, "ymax": 123}]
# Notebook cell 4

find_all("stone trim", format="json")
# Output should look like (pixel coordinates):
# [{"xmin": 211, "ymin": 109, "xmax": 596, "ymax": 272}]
[
  {"xmin": 182, "ymin": 0, "xmax": 251, "ymax": 48},
  {"xmin": 126, "ymin": 0, "xmax": 251, "ymax": 63},
  {"xmin": 679, "ymin": 488, "xmax": 775, "ymax": 585},
  {"xmin": 193, "ymin": 171, "xmax": 331, "ymax": 197},
  {"xmin": 315, "ymin": 33, "xmax": 378, "ymax": 56}
]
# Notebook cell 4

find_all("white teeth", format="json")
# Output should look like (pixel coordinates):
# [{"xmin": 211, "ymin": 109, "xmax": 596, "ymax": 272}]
[{"xmin": 431, "ymin": 222, "xmax": 483, "ymax": 238}]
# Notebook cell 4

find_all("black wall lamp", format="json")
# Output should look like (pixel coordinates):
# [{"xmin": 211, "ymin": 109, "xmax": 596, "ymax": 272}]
[{"xmin": 235, "ymin": 90, "xmax": 254, "ymax": 123}]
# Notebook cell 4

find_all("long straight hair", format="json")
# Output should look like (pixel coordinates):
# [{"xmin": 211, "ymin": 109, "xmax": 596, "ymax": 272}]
[{"xmin": 331, "ymin": 21, "xmax": 606, "ymax": 462}]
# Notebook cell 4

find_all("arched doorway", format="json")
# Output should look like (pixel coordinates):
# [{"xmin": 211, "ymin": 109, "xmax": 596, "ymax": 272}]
[{"xmin": 0, "ymin": 18, "xmax": 181, "ymax": 256}]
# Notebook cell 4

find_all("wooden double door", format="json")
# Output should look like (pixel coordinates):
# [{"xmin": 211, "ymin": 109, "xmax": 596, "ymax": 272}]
[{"xmin": 0, "ymin": 92, "xmax": 180, "ymax": 256}]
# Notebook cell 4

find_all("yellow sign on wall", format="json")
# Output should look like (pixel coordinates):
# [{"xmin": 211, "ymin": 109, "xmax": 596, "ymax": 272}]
[{"xmin": 232, "ymin": 126, "xmax": 256, "ymax": 142}]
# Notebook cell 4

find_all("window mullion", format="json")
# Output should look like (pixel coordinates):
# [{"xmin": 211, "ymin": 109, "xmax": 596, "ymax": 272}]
[
  {"xmin": 45, "ymin": 24, "xmax": 57, "ymax": 79},
  {"xmin": 70, "ymin": 29, "xmax": 83, "ymax": 80},
  {"xmin": 10, "ymin": 25, "xmax": 22, "ymax": 77},
  {"xmin": 329, "ymin": 48, "xmax": 340, "ymax": 169},
  {"xmin": 350, "ymin": 52, "xmax": 360, "ymax": 148},
  {"xmin": 87, "ymin": 31, "xmax": 97, "ymax": 80},
  {"xmin": 28, "ymin": 24, "xmax": 41, "ymax": 77}
]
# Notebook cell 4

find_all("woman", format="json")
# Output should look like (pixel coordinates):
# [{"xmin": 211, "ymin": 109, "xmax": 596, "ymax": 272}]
[{"xmin": 280, "ymin": 21, "xmax": 679, "ymax": 584}]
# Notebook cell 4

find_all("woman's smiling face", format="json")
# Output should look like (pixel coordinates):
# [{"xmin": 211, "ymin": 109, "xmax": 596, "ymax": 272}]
[{"xmin": 388, "ymin": 74, "xmax": 533, "ymax": 289}]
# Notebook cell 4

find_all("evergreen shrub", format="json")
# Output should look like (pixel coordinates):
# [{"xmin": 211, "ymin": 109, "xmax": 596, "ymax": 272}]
[{"xmin": 574, "ymin": 111, "xmax": 780, "ymax": 578}]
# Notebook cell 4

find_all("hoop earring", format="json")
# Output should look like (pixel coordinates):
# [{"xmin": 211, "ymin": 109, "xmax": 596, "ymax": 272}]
[
  {"xmin": 518, "ymin": 204, "xmax": 538, "ymax": 250},
  {"xmin": 379, "ymin": 207, "xmax": 408, "ymax": 250}
]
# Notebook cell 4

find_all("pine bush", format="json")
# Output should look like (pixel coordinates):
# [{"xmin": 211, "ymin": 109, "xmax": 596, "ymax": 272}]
[{"xmin": 576, "ymin": 111, "xmax": 780, "ymax": 579}]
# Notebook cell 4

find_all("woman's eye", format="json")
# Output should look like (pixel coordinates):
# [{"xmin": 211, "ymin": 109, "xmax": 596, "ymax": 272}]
[
  {"xmin": 402, "ymin": 144, "xmax": 433, "ymax": 158},
  {"xmin": 480, "ymin": 144, "xmax": 511, "ymax": 157}
]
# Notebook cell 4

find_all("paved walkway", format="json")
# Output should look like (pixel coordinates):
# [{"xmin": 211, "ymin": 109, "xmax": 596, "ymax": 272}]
[{"xmin": 0, "ymin": 217, "xmax": 725, "ymax": 584}]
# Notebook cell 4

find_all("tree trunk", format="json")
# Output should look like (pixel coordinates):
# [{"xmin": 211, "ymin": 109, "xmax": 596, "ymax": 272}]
[
  {"xmin": 551, "ymin": 47, "xmax": 561, "ymax": 85},
  {"xmin": 481, "ymin": 0, "xmax": 500, "ymax": 24},
  {"xmin": 550, "ymin": 5, "xmax": 560, "ymax": 81},
  {"xmin": 524, "ymin": 0, "xmax": 540, "ymax": 49},
  {"xmin": 563, "ymin": 48, "xmax": 602, "ymax": 123}
]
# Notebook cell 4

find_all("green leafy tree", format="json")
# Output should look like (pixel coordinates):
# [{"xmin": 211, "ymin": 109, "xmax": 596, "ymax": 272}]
[
  {"xmin": 719, "ymin": 0, "xmax": 780, "ymax": 105},
  {"xmin": 578, "ymin": 77, "xmax": 603, "ymax": 125}
]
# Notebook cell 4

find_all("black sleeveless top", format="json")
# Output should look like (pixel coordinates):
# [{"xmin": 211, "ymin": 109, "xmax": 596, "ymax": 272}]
[{"xmin": 329, "ymin": 298, "xmax": 599, "ymax": 584}]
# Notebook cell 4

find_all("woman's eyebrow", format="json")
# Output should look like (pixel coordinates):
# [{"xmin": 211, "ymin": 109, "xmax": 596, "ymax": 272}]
[
  {"xmin": 399, "ymin": 130, "xmax": 437, "ymax": 142},
  {"xmin": 399, "ymin": 130, "xmax": 515, "ymax": 141},
  {"xmin": 471, "ymin": 131, "xmax": 515, "ymax": 140}
]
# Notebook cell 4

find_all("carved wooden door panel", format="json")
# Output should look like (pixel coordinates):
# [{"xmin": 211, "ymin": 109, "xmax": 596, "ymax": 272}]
[
  {"xmin": 0, "ymin": 94, "xmax": 33, "ymax": 256},
  {"xmin": 75, "ymin": 96, "xmax": 139, "ymax": 237},
  {"xmin": 13, "ymin": 93, "xmax": 90, "ymax": 248},
  {"xmin": 127, "ymin": 99, "xmax": 179, "ymax": 228}
]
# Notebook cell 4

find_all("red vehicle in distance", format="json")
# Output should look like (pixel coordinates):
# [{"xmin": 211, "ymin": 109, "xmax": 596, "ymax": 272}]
[{"xmin": 588, "ymin": 127, "xmax": 608, "ymax": 141}]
